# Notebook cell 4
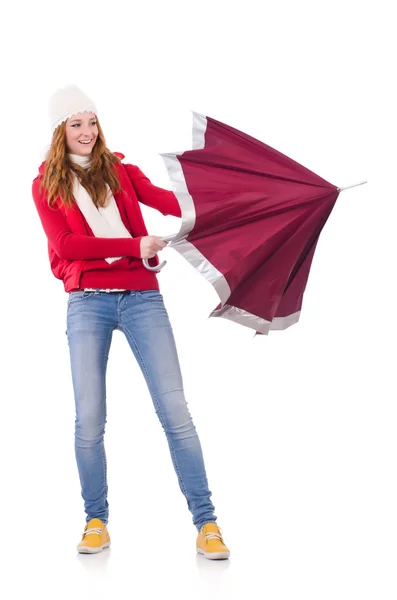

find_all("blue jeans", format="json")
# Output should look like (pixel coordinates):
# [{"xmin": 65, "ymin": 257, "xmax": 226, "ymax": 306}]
[{"xmin": 65, "ymin": 289, "xmax": 217, "ymax": 531}]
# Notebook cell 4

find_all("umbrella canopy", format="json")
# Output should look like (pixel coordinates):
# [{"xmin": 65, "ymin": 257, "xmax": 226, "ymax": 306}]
[{"xmin": 150, "ymin": 113, "xmax": 365, "ymax": 335}]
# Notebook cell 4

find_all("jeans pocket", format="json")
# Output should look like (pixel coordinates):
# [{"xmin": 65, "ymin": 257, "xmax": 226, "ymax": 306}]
[
  {"xmin": 138, "ymin": 290, "xmax": 163, "ymax": 302},
  {"xmin": 67, "ymin": 290, "xmax": 96, "ymax": 307}
]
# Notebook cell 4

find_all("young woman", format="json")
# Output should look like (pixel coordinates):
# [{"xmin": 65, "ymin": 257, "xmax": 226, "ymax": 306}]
[{"xmin": 32, "ymin": 85, "xmax": 230, "ymax": 560}]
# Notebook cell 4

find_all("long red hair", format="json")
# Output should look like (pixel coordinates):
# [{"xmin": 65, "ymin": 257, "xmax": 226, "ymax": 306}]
[{"xmin": 40, "ymin": 117, "xmax": 122, "ymax": 210}]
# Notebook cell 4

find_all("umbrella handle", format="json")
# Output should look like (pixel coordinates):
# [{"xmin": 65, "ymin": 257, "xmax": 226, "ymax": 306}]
[
  {"xmin": 142, "ymin": 257, "xmax": 167, "ymax": 272},
  {"xmin": 141, "ymin": 233, "xmax": 179, "ymax": 272}
]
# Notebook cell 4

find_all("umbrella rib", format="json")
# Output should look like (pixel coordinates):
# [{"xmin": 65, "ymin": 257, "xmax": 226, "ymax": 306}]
[
  {"xmin": 224, "ymin": 198, "xmax": 335, "ymax": 306},
  {"xmin": 179, "ymin": 157, "xmax": 334, "ymax": 190},
  {"xmin": 187, "ymin": 188, "xmax": 337, "ymax": 240}
]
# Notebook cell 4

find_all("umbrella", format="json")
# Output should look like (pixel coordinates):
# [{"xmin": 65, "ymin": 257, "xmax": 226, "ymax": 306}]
[{"xmin": 143, "ymin": 113, "xmax": 366, "ymax": 336}]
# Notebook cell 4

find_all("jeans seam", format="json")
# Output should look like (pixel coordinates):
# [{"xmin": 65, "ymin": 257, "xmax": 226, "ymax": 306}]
[
  {"xmin": 100, "ymin": 328, "xmax": 113, "ymax": 520},
  {"xmin": 121, "ymin": 323, "xmax": 189, "ymax": 500}
]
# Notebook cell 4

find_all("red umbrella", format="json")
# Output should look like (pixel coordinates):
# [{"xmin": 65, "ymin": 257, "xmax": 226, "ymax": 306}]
[{"xmin": 144, "ymin": 113, "xmax": 366, "ymax": 336}]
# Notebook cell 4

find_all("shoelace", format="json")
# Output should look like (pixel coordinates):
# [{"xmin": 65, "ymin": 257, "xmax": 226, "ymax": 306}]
[
  {"xmin": 204, "ymin": 528, "xmax": 224, "ymax": 543},
  {"xmin": 83, "ymin": 527, "xmax": 102, "ymax": 537}
]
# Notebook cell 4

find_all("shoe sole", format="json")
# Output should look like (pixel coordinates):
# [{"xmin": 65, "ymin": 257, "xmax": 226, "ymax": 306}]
[
  {"xmin": 196, "ymin": 547, "xmax": 230, "ymax": 560},
  {"xmin": 77, "ymin": 542, "xmax": 111, "ymax": 554}
]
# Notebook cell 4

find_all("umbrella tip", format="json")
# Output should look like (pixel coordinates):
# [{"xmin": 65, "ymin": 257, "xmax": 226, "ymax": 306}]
[{"xmin": 338, "ymin": 180, "xmax": 368, "ymax": 191}]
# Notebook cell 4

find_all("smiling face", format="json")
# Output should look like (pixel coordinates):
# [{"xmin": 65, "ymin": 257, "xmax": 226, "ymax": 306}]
[{"xmin": 65, "ymin": 111, "xmax": 99, "ymax": 156}]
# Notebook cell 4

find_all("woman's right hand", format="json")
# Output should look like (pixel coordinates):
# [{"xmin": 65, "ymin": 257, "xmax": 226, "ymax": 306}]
[{"xmin": 140, "ymin": 235, "xmax": 167, "ymax": 259}]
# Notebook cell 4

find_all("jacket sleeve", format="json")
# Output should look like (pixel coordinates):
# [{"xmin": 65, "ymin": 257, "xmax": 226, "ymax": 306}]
[
  {"xmin": 32, "ymin": 177, "xmax": 143, "ymax": 260},
  {"xmin": 123, "ymin": 163, "xmax": 182, "ymax": 218}
]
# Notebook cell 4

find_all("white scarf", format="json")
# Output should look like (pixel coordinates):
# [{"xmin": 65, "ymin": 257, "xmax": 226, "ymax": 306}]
[{"xmin": 68, "ymin": 153, "xmax": 132, "ymax": 264}]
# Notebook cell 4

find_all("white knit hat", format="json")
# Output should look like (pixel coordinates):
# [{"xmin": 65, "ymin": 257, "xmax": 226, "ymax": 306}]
[{"xmin": 49, "ymin": 84, "xmax": 98, "ymax": 133}]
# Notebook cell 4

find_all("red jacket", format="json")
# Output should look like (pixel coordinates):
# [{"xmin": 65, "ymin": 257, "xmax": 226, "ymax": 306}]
[{"xmin": 32, "ymin": 152, "xmax": 181, "ymax": 293}]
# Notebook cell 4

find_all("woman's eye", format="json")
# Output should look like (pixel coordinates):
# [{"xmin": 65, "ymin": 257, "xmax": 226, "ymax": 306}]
[{"xmin": 71, "ymin": 122, "xmax": 97, "ymax": 127}]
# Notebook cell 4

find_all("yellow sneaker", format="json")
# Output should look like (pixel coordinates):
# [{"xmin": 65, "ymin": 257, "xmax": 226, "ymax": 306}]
[
  {"xmin": 77, "ymin": 518, "xmax": 111, "ymax": 554},
  {"xmin": 196, "ymin": 522, "xmax": 230, "ymax": 560}
]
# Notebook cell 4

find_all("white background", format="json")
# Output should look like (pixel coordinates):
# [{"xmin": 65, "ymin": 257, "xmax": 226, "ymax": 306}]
[{"xmin": 0, "ymin": 1, "xmax": 395, "ymax": 599}]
